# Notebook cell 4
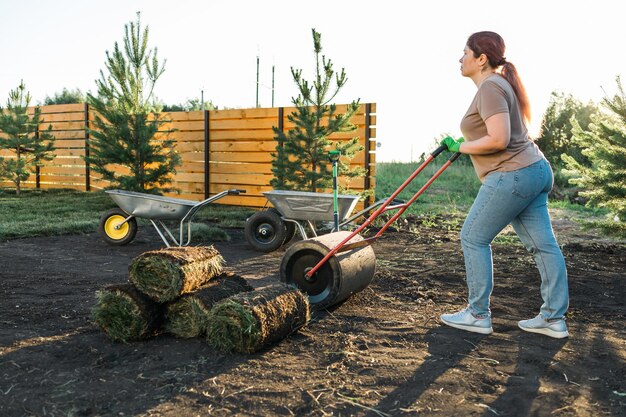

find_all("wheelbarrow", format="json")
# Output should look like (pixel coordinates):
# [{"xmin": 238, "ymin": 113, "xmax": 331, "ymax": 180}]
[
  {"xmin": 99, "ymin": 189, "xmax": 246, "ymax": 247},
  {"xmin": 244, "ymin": 190, "xmax": 406, "ymax": 253},
  {"xmin": 279, "ymin": 145, "xmax": 460, "ymax": 310},
  {"xmin": 244, "ymin": 190, "xmax": 359, "ymax": 252}
]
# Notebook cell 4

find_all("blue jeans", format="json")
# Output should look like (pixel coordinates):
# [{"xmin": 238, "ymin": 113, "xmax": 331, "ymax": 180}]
[{"xmin": 460, "ymin": 159, "xmax": 569, "ymax": 320}]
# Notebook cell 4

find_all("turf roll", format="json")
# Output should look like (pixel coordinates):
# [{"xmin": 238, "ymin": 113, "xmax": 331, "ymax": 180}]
[
  {"xmin": 164, "ymin": 272, "xmax": 254, "ymax": 338},
  {"xmin": 129, "ymin": 245, "xmax": 224, "ymax": 302},
  {"xmin": 206, "ymin": 284, "xmax": 310, "ymax": 353},
  {"xmin": 92, "ymin": 283, "xmax": 162, "ymax": 342}
]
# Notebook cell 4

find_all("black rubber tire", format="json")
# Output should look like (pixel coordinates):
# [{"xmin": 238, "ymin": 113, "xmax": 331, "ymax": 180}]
[
  {"xmin": 244, "ymin": 210, "xmax": 288, "ymax": 252},
  {"xmin": 98, "ymin": 208, "xmax": 138, "ymax": 246},
  {"xmin": 268, "ymin": 208, "xmax": 297, "ymax": 244}
]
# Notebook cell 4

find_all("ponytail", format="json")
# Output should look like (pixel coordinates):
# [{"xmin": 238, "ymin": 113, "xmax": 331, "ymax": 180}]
[{"xmin": 499, "ymin": 61, "xmax": 531, "ymax": 124}]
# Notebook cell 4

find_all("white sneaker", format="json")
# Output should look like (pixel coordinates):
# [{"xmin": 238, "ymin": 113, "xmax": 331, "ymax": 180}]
[
  {"xmin": 440, "ymin": 307, "xmax": 493, "ymax": 334},
  {"xmin": 518, "ymin": 314, "xmax": 569, "ymax": 339}
]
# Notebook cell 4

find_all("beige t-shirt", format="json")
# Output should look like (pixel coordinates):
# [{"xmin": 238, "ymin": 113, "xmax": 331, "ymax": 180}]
[{"xmin": 460, "ymin": 74, "xmax": 543, "ymax": 181}]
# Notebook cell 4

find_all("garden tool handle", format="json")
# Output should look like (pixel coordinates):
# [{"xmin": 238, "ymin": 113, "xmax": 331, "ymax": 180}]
[
  {"xmin": 329, "ymin": 150, "xmax": 340, "ymax": 231},
  {"xmin": 449, "ymin": 152, "xmax": 462, "ymax": 162},
  {"xmin": 431, "ymin": 144, "xmax": 448, "ymax": 158},
  {"xmin": 433, "ymin": 144, "xmax": 462, "ymax": 162}
]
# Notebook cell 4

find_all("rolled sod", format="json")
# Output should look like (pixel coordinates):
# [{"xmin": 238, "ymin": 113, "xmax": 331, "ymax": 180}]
[
  {"xmin": 206, "ymin": 284, "xmax": 310, "ymax": 354},
  {"xmin": 92, "ymin": 283, "xmax": 162, "ymax": 343},
  {"xmin": 164, "ymin": 272, "xmax": 254, "ymax": 338},
  {"xmin": 129, "ymin": 246, "xmax": 224, "ymax": 302}
]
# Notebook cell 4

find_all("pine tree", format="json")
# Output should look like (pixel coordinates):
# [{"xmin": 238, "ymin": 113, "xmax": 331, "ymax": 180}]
[
  {"xmin": 86, "ymin": 12, "xmax": 180, "ymax": 193},
  {"xmin": 270, "ymin": 28, "xmax": 365, "ymax": 193},
  {"xmin": 563, "ymin": 76, "xmax": 626, "ymax": 232},
  {"xmin": 536, "ymin": 91, "xmax": 596, "ymax": 169},
  {"xmin": 0, "ymin": 82, "xmax": 55, "ymax": 195}
]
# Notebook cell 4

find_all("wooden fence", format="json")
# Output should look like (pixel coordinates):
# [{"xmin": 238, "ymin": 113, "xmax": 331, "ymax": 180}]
[{"xmin": 0, "ymin": 103, "xmax": 376, "ymax": 207}]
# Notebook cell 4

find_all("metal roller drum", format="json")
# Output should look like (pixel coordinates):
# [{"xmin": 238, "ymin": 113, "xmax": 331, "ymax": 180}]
[{"xmin": 279, "ymin": 231, "xmax": 376, "ymax": 310}]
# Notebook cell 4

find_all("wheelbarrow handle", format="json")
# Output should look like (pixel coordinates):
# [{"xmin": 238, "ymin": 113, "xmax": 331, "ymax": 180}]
[{"xmin": 228, "ymin": 189, "xmax": 247, "ymax": 195}]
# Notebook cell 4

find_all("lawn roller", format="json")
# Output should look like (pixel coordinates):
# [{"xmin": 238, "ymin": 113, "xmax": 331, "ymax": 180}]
[{"xmin": 279, "ymin": 145, "xmax": 460, "ymax": 310}]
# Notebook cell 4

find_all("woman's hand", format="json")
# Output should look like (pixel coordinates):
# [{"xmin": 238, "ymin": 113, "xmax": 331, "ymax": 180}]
[{"xmin": 440, "ymin": 136, "xmax": 465, "ymax": 152}]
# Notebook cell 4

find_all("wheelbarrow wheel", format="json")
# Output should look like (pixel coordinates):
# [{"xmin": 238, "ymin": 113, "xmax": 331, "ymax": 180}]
[
  {"xmin": 268, "ymin": 208, "xmax": 296, "ymax": 244},
  {"xmin": 99, "ymin": 208, "xmax": 138, "ymax": 246},
  {"xmin": 245, "ymin": 210, "xmax": 287, "ymax": 252}
]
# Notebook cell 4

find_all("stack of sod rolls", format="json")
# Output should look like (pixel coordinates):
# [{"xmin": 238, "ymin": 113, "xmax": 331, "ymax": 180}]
[
  {"xmin": 92, "ymin": 245, "xmax": 311, "ymax": 352},
  {"xmin": 206, "ymin": 283, "xmax": 310, "ymax": 354},
  {"xmin": 92, "ymin": 245, "xmax": 227, "ymax": 342}
]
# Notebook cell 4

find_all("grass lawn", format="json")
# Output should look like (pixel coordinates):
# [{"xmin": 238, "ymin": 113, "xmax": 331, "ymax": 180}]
[
  {"xmin": 0, "ymin": 161, "xmax": 616, "ymax": 241},
  {"xmin": 0, "ymin": 189, "xmax": 255, "ymax": 241}
]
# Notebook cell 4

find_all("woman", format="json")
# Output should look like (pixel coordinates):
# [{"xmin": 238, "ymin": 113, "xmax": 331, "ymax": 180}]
[{"xmin": 439, "ymin": 31, "xmax": 569, "ymax": 338}]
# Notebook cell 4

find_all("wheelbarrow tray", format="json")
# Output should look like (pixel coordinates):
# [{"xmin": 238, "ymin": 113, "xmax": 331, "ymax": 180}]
[
  {"xmin": 106, "ymin": 190, "xmax": 198, "ymax": 221},
  {"xmin": 263, "ymin": 190, "xmax": 359, "ymax": 222}
]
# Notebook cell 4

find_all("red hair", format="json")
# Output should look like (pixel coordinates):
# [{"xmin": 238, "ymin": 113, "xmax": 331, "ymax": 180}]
[{"xmin": 467, "ymin": 31, "xmax": 531, "ymax": 124}]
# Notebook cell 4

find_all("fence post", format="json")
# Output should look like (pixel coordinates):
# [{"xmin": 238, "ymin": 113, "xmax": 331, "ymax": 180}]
[
  {"xmin": 364, "ymin": 103, "xmax": 372, "ymax": 207},
  {"xmin": 204, "ymin": 109, "xmax": 210, "ymax": 199},
  {"xmin": 273, "ymin": 107, "xmax": 284, "ymax": 186},
  {"xmin": 35, "ymin": 108, "xmax": 40, "ymax": 189},
  {"xmin": 84, "ymin": 103, "xmax": 90, "ymax": 191}
]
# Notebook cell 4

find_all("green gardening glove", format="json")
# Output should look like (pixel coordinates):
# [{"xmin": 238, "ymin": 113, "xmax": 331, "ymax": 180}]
[{"xmin": 440, "ymin": 136, "xmax": 465, "ymax": 153}]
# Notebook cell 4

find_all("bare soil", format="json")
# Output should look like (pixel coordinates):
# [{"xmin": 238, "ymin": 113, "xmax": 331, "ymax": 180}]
[{"xmin": 1, "ymin": 214, "xmax": 625, "ymax": 417}]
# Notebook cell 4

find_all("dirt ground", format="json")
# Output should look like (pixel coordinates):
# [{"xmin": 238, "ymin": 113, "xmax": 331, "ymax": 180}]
[{"xmin": 1, "ymin": 213, "xmax": 625, "ymax": 417}]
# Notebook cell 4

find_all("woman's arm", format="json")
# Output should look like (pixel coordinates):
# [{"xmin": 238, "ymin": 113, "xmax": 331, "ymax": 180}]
[{"xmin": 459, "ymin": 112, "xmax": 510, "ymax": 155}]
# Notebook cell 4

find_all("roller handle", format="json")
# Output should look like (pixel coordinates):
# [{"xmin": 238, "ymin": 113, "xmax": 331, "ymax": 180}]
[
  {"xmin": 431, "ymin": 144, "xmax": 448, "ymax": 158},
  {"xmin": 433, "ymin": 144, "xmax": 462, "ymax": 162},
  {"xmin": 449, "ymin": 152, "xmax": 462, "ymax": 162}
]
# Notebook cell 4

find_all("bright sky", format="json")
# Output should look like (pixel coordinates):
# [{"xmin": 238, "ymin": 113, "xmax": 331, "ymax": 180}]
[{"xmin": 1, "ymin": 0, "xmax": 624, "ymax": 162}]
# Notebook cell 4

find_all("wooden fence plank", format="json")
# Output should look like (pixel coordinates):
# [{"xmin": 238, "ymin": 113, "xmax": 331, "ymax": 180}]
[
  {"xmin": 209, "ymin": 162, "xmax": 272, "ymax": 175},
  {"xmin": 209, "ymin": 172, "xmax": 273, "ymax": 186},
  {"xmin": 39, "ymin": 174, "xmax": 88, "ymax": 183},
  {"xmin": 40, "ymin": 103, "xmax": 85, "ymax": 114},
  {"xmin": 209, "ymin": 141, "xmax": 277, "ymax": 152},
  {"xmin": 41, "ymin": 166, "xmax": 86, "ymax": 175},
  {"xmin": 208, "ymin": 130, "xmax": 276, "ymax": 140},
  {"xmin": 207, "ymin": 152, "xmax": 273, "ymax": 163},
  {"xmin": 207, "ymin": 118, "xmax": 278, "ymax": 130},
  {"xmin": 53, "ymin": 139, "xmax": 86, "ymax": 148},
  {"xmin": 47, "ymin": 131, "xmax": 86, "ymax": 140},
  {"xmin": 43, "ymin": 121, "xmax": 85, "ymax": 131},
  {"xmin": 52, "ymin": 148, "xmax": 86, "ymax": 157},
  {"xmin": 38, "ymin": 112, "xmax": 85, "ymax": 123},
  {"xmin": 208, "ymin": 108, "xmax": 280, "ymax": 120}
]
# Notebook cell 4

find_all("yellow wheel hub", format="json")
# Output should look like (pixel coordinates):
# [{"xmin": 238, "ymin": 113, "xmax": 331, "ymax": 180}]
[{"xmin": 104, "ymin": 215, "xmax": 130, "ymax": 240}]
